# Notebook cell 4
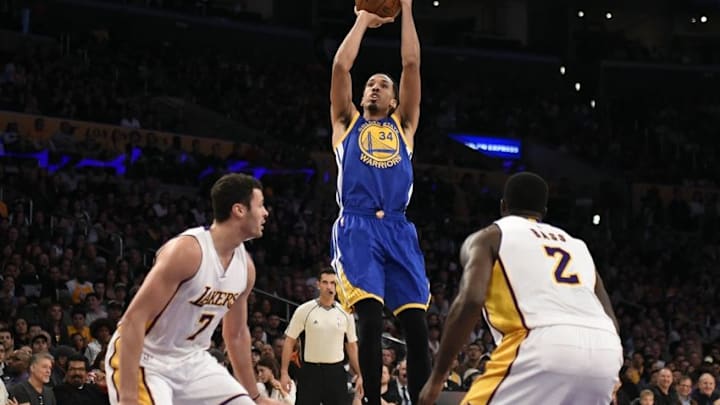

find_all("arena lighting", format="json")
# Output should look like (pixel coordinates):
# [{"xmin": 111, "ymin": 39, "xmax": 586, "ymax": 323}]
[
  {"xmin": 560, "ymin": 66, "xmax": 566, "ymax": 75},
  {"xmin": 590, "ymin": 99, "xmax": 596, "ymax": 108},
  {"xmin": 574, "ymin": 82, "xmax": 581, "ymax": 91},
  {"xmin": 593, "ymin": 215, "xmax": 601, "ymax": 225},
  {"xmin": 449, "ymin": 134, "xmax": 521, "ymax": 160},
  {"xmin": 432, "ymin": 0, "xmax": 439, "ymax": 6},
  {"xmin": 577, "ymin": 10, "xmax": 584, "ymax": 18},
  {"xmin": 0, "ymin": 148, "xmax": 315, "ymax": 180},
  {"xmin": 691, "ymin": 17, "xmax": 698, "ymax": 23},
  {"xmin": 605, "ymin": 12, "xmax": 612, "ymax": 20},
  {"xmin": 701, "ymin": 15, "xmax": 708, "ymax": 23}
]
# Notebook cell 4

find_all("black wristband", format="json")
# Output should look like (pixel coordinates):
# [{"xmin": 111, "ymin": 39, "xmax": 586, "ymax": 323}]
[{"xmin": 251, "ymin": 392, "xmax": 261, "ymax": 401}]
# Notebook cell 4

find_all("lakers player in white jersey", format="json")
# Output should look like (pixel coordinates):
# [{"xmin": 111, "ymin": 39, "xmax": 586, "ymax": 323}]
[
  {"xmin": 419, "ymin": 172, "xmax": 623, "ymax": 405},
  {"xmin": 105, "ymin": 173, "xmax": 282, "ymax": 405}
]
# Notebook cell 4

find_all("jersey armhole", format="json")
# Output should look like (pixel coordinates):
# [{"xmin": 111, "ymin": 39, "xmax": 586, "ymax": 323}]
[
  {"xmin": 390, "ymin": 113, "xmax": 412, "ymax": 152},
  {"xmin": 333, "ymin": 111, "xmax": 360, "ymax": 148}
]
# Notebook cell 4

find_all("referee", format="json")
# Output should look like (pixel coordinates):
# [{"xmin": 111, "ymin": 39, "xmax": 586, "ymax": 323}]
[{"xmin": 280, "ymin": 269, "xmax": 364, "ymax": 405}]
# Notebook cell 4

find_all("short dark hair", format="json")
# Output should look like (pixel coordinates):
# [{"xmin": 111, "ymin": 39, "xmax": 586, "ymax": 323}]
[
  {"xmin": 211, "ymin": 173, "xmax": 263, "ymax": 223},
  {"xmin": 503, "ymin": 172, "xmax": 548, "ymax": 216},
  {"xmin": 257, "ymin": 356, "xmax": 280, "ymax": 378},
  {"xmin": 90, "ymin": 318, "xmax": 115, "ymax": 340},
  {"xmin": 67, "ymin": 353, "xmax": 89, "ymax": 370},
  {"xmin": 318, "ymin": 268, "xmax": 336, "ymax": 280},
  {"xmin": 31, "ymin": 333, "xmax": 49, "ymax": 344}
]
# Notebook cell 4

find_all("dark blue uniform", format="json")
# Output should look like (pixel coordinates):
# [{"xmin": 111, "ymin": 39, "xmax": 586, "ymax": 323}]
[{"xmin": 330, "ymin": 112, "xmax": 429, "ymax": 314}]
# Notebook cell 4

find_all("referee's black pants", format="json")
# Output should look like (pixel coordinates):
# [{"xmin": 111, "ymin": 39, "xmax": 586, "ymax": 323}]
[{"xmin": 296, "ymin": 361, "xmax": 348, "ymax": 405}]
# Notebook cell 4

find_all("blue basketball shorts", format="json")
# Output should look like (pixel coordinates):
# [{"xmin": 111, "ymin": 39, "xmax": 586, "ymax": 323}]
[{"xmin": 330, "ymin": 210, "xmax": 430, "ymax": 315}]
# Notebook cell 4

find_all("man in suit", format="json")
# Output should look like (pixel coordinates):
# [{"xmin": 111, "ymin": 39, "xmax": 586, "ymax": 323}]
[{"xmin": 387, "ymin": 360, "xmax": 411, "ymax": 405}]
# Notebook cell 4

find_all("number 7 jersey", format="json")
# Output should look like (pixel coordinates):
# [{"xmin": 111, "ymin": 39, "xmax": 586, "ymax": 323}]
[
  {"xmin": 143, "ymin": 226, "xmax": 248, "ymax": 358},
  {"xmin": 485, "ymin": 216, "xmax": 616, "ymax": 341}
]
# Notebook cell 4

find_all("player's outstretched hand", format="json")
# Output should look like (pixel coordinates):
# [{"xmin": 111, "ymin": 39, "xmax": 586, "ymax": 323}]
[{"xmin": 354, "ymin": 7, "xmax": 395, "ymax": 28}]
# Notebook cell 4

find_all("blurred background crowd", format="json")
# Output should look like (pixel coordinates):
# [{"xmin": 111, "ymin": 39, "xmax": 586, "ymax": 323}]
[{"xmin": 1, "ymin": 0, "xmax": 720, "ymax": 404}]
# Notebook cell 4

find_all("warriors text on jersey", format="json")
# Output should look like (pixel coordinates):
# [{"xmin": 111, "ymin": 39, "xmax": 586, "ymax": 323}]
[
  {"xmin": 333, "ymin": 112, "xmax": 414, "ymax": 213},
  {"xmin": 143, "ymin": 226, "xmax": 248, "ymax": 358}
]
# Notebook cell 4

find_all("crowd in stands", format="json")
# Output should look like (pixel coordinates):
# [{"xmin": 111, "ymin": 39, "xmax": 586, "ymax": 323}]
[
  {"xmin": 4, "ymin": 30, "xmax": 720, "ymax": 186},
  {"xmin": 0, "ymin": 9, "xmax": 720, "ymax": 405},
  {"xmin": 1, "ymin": 110, "xmax": 720, "ymax": 403}
]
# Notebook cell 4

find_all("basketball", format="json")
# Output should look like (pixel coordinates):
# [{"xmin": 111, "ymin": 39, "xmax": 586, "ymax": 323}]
[{"xmin": 355, "ymin": 0, "xmax": 401, "ymax": 19}]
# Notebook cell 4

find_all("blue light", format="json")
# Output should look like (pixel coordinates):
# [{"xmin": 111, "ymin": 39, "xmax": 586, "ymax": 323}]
[
  {"xmin": 36, "ymin": 149, "xmax": 49, "ymax": 168},
  {"xmin": 48, "ymin": 156, "xmax": 71, "ymax": 173},
  {"xmin": 74, "ymin": 154, "xmax": 127, "ymax": 175},
  {"xmin": 0, "ymin": 148, "xmax": 315, "ymax": 182},
  {"xmin": 197, "ymin": 165, "xmax": 216, "ymax": 180},
  {"xmin": 227, "ymin": 160, "xmax": 249, "ymax": 172},
  {"xmin": 130, "ymin": 147, "xmax": 142, "ymax": 164},
  {"xmin": 252, "ymin": 167, "xmax": 268, "ymax": 179},
  {"xmin": 449, "ymin": 134, "xmax": 521, "ymax": 160}
]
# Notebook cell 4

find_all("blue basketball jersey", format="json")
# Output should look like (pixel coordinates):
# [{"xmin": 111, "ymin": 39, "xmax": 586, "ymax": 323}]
[{"xmin": 333, "ymin": 112, "xmax": 414, "ymax": 213}]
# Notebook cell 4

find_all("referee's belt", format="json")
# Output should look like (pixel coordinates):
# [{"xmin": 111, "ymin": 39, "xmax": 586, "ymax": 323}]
[
  {"xmin": 342, "ymin": 208, "xmax": 406, "ymax": 220},
  {"xmin": 303, "ymin": 361, "xmax": 344, "ymax": 366}
]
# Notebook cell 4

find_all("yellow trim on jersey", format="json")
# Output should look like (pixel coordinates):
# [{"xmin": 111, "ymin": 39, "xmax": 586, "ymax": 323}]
[
  {"xmin": 390, "ymin": 113, "xmax": 412, "ymax": 152},
  {"xmin": 334, "ymin": 260, "xmax": 383, "ymax": 313},
  {"xmin": 392, "ymin": 303, "xmax": 428, "ymax": 316},
  {"xmin": 109, "ymin": 335, "xmax": 156, "ymax": 405},
  {"xmin": 484, "ymin": 260, "xmax": 526, "ymax": 334},
  {"xmin": 461, "ymin": 329, "xmax": 528, "ymax": 404},
  {"xmin": 110, "ymin": 336, "xmax": 121, "ymax": 401},
  {"xmin": 333, "ymin": 111, "xmax": 361, "ymax": 148},
  {"xmin": 139, "ymin": 368, "xmax": 155, "ymax": 405}
]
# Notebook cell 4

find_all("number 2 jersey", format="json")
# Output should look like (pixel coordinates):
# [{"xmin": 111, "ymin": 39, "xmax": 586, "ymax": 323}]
[
  {"xmin": 143, "ymin": 226, "xmax": 248, "ymax": 358},
  {"xmin": 486, "ymin": 216, "xmax": 616, "ymax": 342}
]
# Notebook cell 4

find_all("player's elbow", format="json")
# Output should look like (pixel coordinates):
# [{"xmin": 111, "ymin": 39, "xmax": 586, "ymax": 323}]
[
  {"xmin": 332, "ymin": 58, "xmax": 352, "ymax": 74},
  {"xmin": 120, "ymin": 308, "xmax": 149, "ymax": 331},
  {"xmin": 402, "ymin": 58, "xmax": 420, "ymax": 70},
  {"xmin": 458, "ymin": 291, "xmax": 485, "ymax": 311}
]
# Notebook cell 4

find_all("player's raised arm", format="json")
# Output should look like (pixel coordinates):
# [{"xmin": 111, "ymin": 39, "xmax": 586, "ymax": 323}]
[
  {"xmin": 396, "ymin": 0, "xmax": 421, "ymax": 138},
  {"xmin": 115, "ymin": 236, "xmax": 200, "ymax": 404},
  {"xmin": 331, "ymin": 9, "xmax": 394, "ymax": 140}
]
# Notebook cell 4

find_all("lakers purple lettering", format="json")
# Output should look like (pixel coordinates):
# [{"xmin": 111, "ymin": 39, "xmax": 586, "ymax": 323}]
[
  {"xmin": 544, "ymin": 246, "xmax": 580, "ymax": 285},
  {"xmin": 189, "ymin": 286, "xmax": 240, "ymax": 308},
  {"xmin": 529, "ymin": 229, "xmax": 567, "ymax": 242}
]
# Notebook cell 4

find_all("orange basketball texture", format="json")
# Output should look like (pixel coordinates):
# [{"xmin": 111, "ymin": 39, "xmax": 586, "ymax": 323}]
[{"xmin": 355, "ymin": 0, "xmax": 401, "ymax": 18}]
